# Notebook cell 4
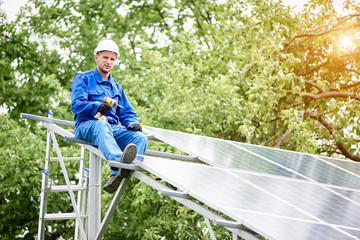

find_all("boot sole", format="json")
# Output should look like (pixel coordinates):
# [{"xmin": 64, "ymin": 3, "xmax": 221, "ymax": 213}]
[
  {"xmin": 119, "ymin": 143, "xmax": 137, "ymax": 178},
  {"xmin": 103, "ymin": 144, "xmax": 137, "ymax": 193}
]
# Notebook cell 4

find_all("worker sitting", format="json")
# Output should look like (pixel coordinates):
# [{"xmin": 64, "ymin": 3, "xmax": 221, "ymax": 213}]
[{"xmin": 71, "ymin": 39, "xmax": 148, "ymax": 193}]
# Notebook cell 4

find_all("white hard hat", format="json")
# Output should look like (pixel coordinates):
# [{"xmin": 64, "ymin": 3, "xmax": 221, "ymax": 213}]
[{"xmin": 94, "ymin": 39, "xmax": 119, "ymax": 58}]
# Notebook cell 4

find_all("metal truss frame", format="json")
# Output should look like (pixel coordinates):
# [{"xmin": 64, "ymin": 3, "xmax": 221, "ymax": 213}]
[{"xmin": 20, "ymin": 113, "xmax": 260, "ymax": 240}]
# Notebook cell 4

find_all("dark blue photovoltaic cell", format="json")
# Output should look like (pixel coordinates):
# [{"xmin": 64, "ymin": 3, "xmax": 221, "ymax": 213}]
[{"xmin": 136, "ymin": 156, "xmax": 360, "ymax": 240}]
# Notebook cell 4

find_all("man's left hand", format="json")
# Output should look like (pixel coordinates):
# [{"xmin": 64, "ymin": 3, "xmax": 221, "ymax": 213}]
[{"xmin": 127, "ymin": 123, "xmax": 142, "ymax": 132}]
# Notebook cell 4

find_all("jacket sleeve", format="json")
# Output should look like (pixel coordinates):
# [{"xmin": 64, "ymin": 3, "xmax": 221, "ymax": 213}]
[{"xmin": 71, "ymin": 74, "xmax": 101, "ymax": 116}]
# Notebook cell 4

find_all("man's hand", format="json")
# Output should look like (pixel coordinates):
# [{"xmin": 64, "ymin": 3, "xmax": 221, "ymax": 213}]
[
  {"xmin": 127, "ymin": 123, "xmax": 142, "ymax": 132},
  {"xmin": 97, "ymin": 102, "xmax": 112, "ymax": 115}
]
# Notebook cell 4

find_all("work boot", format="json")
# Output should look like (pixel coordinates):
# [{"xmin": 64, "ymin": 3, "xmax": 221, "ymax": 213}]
[
  {"xmin": 118, "ymin": 143, "xmax": 137, "ymax": 178},
  {"xmin": 103, "ymin": 143, "xmax": 137, "ymax": 193}
]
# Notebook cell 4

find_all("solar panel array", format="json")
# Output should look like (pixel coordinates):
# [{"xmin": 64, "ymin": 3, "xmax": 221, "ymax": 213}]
[{"xmin": 140, "ymin": 126, "xmax": 360, "ymax": 240}]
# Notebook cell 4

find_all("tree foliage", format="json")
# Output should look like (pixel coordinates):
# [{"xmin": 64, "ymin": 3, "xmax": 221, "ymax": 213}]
[
  {"xmin": 1, "ymin": 0, "xmax": 360, "ymax": 239},
  {"xmin": 0, "ymin": 115, "xmax": 45, "ymax": 239},
  {"xmin": 281, "ymin": 9, "xmax": 360, "ymax": 159}
]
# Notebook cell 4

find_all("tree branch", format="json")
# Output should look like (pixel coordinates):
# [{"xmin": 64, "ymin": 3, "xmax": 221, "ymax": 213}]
[
  {"xmin": 302, "ymin": 59, "xmax": 329, "ymax": 76},
  {"xmin": 154, "ymin": 6, "xmax": 169, "ymax": 28},
  {"xmin": 237, "ymin": 62, "xmax": 258, "ymax": 85},
  {"xmin": 292, "ymin": 90, "xmax": 360, "ymax": 101},
  {"xmin": 340, "ymin": 81, "xmax": 360, "ymax": 90},
  {"xmin": 282, "ymin": 13, "xmax": 360, "ymax": 50},
  {"xmin": 302, "ymin": 110, "xmax": 360, "ymax": 161},
  {"xmin": 304, "ymin": 80, "xmax": 325, "ymax": 92},
  {"xmin": 274, "ymin": 129, "xmax": 291, "ymax": 148}
]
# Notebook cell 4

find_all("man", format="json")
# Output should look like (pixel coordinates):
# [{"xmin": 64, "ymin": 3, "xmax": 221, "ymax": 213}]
[{"xmin": 71, "ymin": 39, "xmax": 148, "ymax": 193}]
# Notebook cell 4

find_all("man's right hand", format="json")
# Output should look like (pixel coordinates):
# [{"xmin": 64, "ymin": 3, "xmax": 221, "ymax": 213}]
[{"xmin": 97, "ymin": 102, "xmax": 112, "ymax": 115}]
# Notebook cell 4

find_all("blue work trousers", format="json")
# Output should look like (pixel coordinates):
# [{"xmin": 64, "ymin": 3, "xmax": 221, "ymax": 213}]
[{"xmin": 75, "ymin": 120, "xmax": 148, "ymax": 173}]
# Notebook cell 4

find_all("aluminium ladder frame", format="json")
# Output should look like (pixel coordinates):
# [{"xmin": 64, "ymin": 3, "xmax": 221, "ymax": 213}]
[
  {"xmin": 36, "ymin": 112, "xmax": 88, "ymax": 240},
  {"xmin": 21, "ymin": 113, "xmax": 260, "ymax": 240}
]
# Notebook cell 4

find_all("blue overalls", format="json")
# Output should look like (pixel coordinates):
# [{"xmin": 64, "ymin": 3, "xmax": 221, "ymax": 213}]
[{"xmin": 71, "ymin": 67, "xmax": 148, "ymax": 175}]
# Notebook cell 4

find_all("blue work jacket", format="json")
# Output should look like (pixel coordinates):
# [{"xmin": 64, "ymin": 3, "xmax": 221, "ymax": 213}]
[{"xmin": 71, "ymin": 67, "xmax": 139, "ymax": 129}]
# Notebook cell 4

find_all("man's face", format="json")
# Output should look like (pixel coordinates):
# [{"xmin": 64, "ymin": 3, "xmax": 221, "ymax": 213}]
[{"xmin": 95, "ymin": 51, "xmax": 117, "ymax": 74}]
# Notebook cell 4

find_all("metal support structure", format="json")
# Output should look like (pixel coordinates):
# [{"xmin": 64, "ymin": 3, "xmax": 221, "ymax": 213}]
[
  {"xmin": 65, "ymin": 136, "xmax": 200, "ymax": 163},
  {"xmin": 75, "ymin": 148, "xmax": 88, "ymax": 240},
  {"xmin": 88, "ymin": 152, "xmax": 102, "ymax": 240},
  {"xmin": 233, "ymin": 232, "xmax": 241, "ymax": 240},
  {"xmin": 132, "ymin": 171, "xmax": 259, "ymax": 239},
  {"xmin": 204, "ymin": 217, "xmax": 217, "ymax": 240},
  {"xmin": 29, "ymin": 113, "xmax": 88, "ymax": 240},
  {"xmin": 50, "ymin": 131, "xmax": 87, "ymax": 239},
  {"xmin": 96, "ymin": 177, "xmax": 130, "ymax": 240},
  {"xmin": 158, "ymin": 189, "xmax": 193, "ymax": 199},
  {"xmin": 37, "ymin": 112, "xmax": 53, "ymax": 240},
  {"xmin": 22, "ymin": 113, "xmax": 261, "ymax": 240},
  {"xmin": 214, "ymin": 219, "xmax": 242, "ymax": 229},
  {"xmin": 145, "ymin": 150, "xmax": 201, "ymax": 163},
  {"xmin": 21, "ymin": 113, "xmax": 74, "ymax": 127}
]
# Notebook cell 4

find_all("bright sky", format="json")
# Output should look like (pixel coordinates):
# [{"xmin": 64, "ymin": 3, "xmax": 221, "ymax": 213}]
[
  {"xmin": 0, "ymin": 0, "xmax": 351, "ymax": 21},
  {"xmin": 282, "ymin": 0, "xmax": 309, "ymax": 11},
  {"xmin": 0, "ymin": 0, "xmax": 352, "ymax": 23},
  {"xmin": 283, "ymin": 0, "xmax": 349, "ymax": 14},
  {"xmin": 1, "ymin": 0, "xmax": 27, "ymax": 21}
]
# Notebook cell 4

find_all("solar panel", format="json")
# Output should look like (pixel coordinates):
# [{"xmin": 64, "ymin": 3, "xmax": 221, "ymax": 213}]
[
  {"xmin": 319, "ymin": 156, "xmax": 360, "ymax": 175},
  {"xmin": 136, "ymin": 156, "xmax": 360, "ymax": 240},
  {"xmin": 142, "ymin": 126, "xmax": 360, "ymax": 239},
  {"xmin": 144, "ymin": 126, "xmax": 360, "ymax": 190},
  {"xmin": 233, "ymin": 142, "xmax": 360, "ymax": 190},
  {"xmin": 144, "ymin": 126, "xmax": 306, "ymax": 178}
]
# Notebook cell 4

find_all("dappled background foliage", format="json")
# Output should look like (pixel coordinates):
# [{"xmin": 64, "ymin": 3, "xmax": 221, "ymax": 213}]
[{"xmin": 1, "ymin": 0, "xmax": 360, "ymax": 239}]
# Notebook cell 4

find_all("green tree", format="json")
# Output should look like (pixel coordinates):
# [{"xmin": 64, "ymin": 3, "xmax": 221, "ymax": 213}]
[
  {"xmin": 0, "ymin": 13, "xmax": 69, "ymax": 121},
  {"xmin": 1, "ymin": 0, "xmax": 360, "ymax": 239},
  {"xmin": 279, "ymin": 6, "xmax": 360, "ymax": 160},
  {"xmin": 0, "ymin": 114, "xmax": 45, "ymax": 239}
]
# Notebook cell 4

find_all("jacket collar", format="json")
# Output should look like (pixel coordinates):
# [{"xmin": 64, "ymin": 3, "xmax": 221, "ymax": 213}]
[{"xmin": 94, "ymin": 67, "xmax": 116, "ymax": 87}]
